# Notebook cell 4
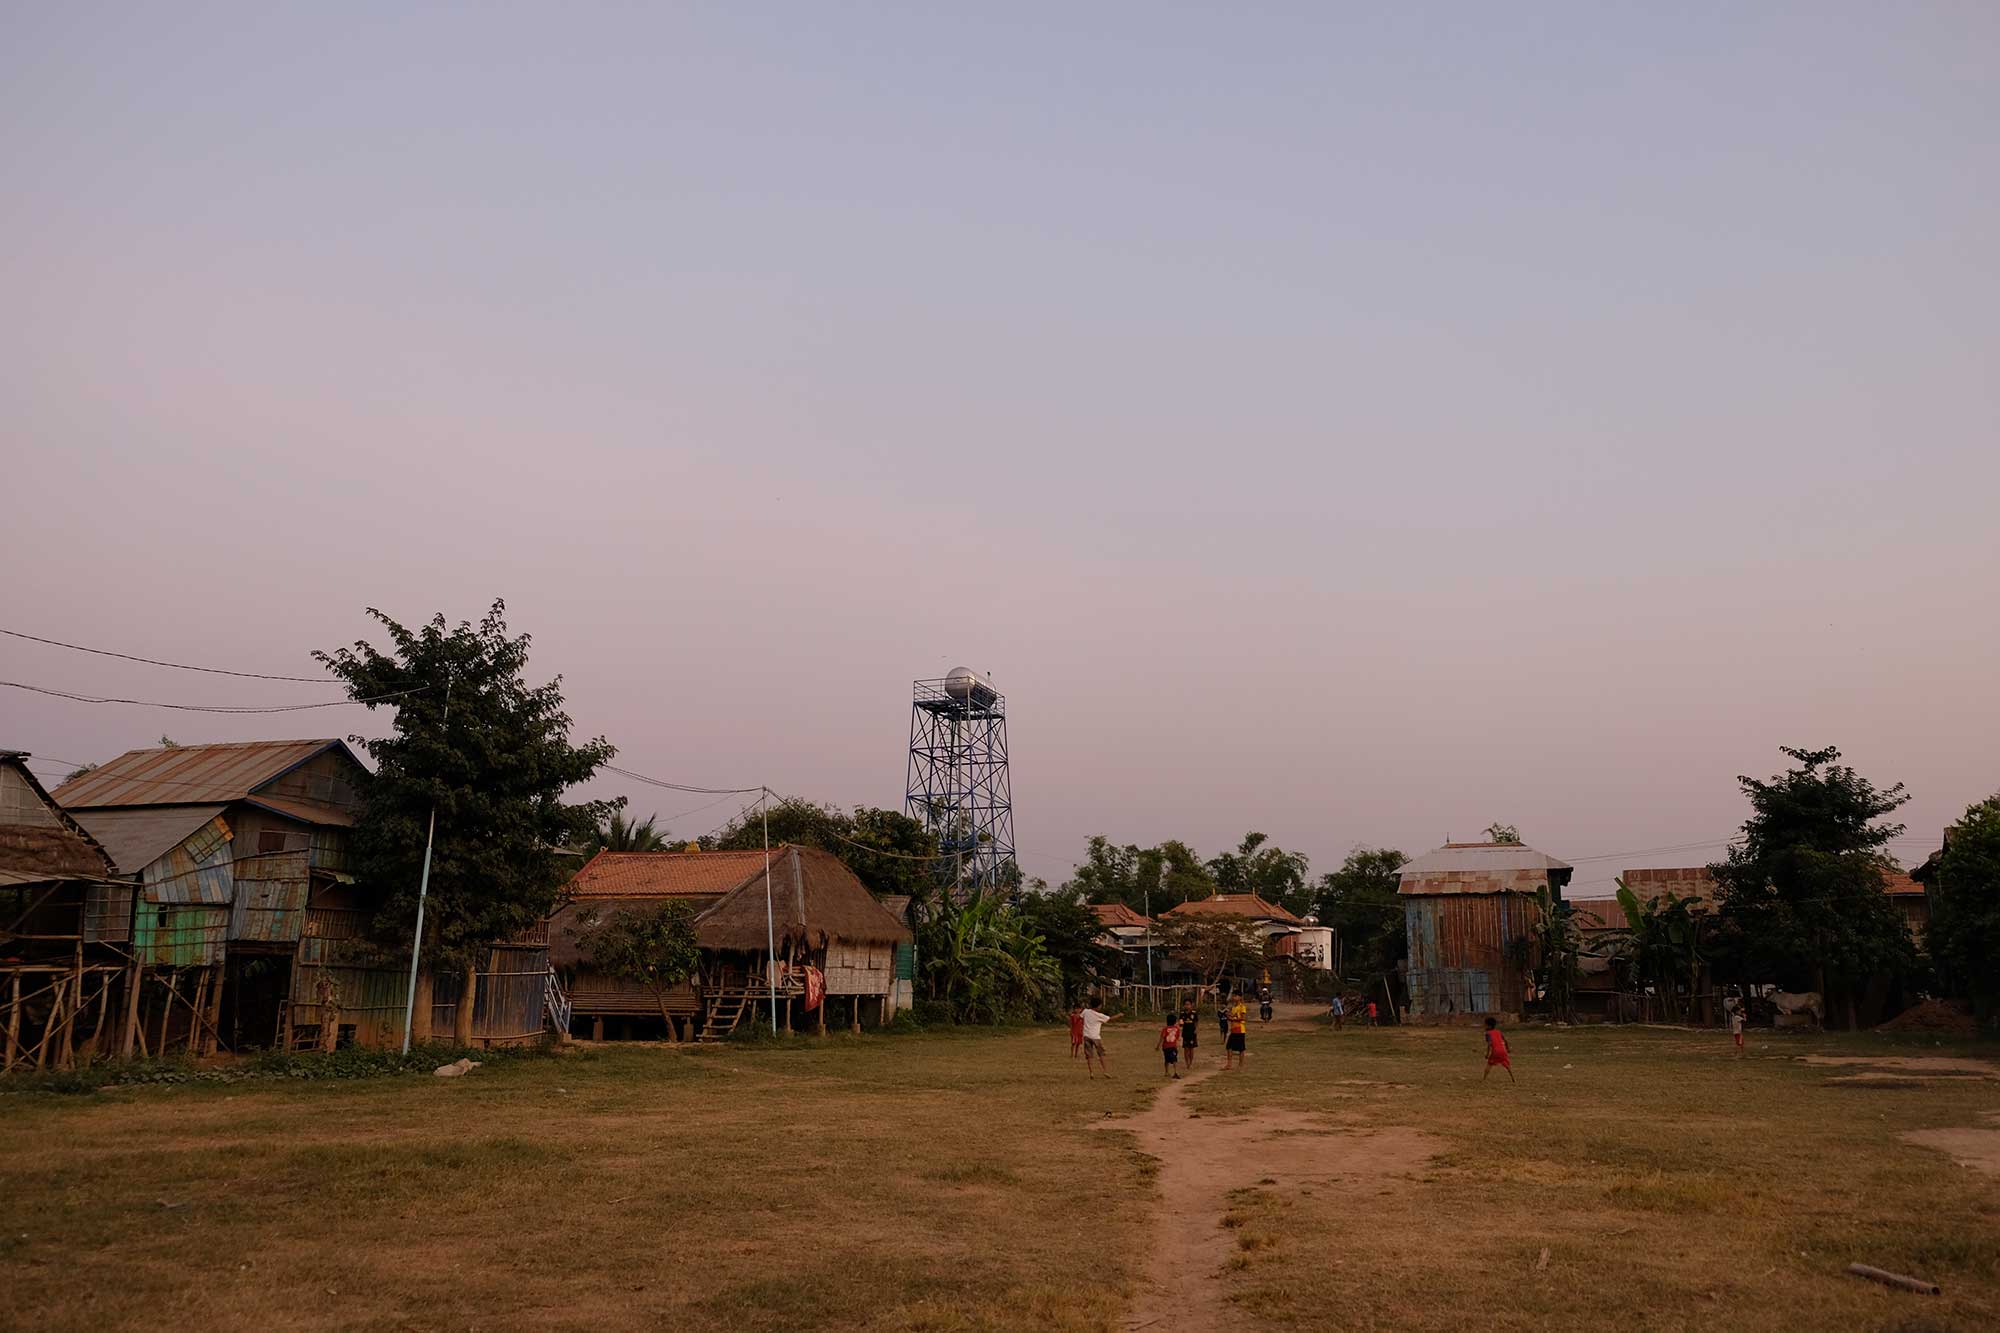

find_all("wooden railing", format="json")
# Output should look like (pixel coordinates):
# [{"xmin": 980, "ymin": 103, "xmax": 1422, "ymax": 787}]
[{"xmin": 544, "ymin": 967, "xmax": 572, "ymax": 1034}]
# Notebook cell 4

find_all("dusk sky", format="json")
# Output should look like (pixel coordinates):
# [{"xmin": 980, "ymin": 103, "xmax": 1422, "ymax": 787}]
[{"xmin": 5, "ymin": 5, "xmax": 1995, "ymax": 895}]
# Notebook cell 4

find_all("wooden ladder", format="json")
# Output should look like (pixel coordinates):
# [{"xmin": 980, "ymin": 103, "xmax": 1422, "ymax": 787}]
[{"xmin": 696, "ymin": 990, "xmax": 752, "ymax": 1043}]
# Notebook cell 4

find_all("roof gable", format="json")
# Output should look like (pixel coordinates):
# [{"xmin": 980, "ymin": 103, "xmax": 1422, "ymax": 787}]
[
  {"xmin": 694, "ymin": 846, "xmax": 912, "ymax": 950},
  {"xmin": 52, "ymin": 739, "xmax": 364, "ymax": 809},
  {"xmin": 0, "ymin": 754, "xmax": 117, "ymax": 882},
  {"xmin": 1161, "ymin": 893, "xmax": 1303, "ymax": 925}
]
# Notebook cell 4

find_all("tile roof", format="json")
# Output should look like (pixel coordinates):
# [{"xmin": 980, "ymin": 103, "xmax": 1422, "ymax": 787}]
[
  {"xmin": 1160, "ymin": 893, "xmax": 1304, "ymax": 925},
  {"xmin": 1091, "ymin": 902, "xmax": 1152, "ymax": 929},
  {"xmin": 562, "ymin": 848, "xmax": 773, "ymax": 901},
  {"xmin": 53, "ymin": 739, "xmax": 354, "ymax": 808},
  {"xmin": 1880, "ymin": 869, "xmax": 1925, "ymax": 898}
]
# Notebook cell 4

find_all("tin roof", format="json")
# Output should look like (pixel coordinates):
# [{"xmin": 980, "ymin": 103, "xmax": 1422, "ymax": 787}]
[
  {"xmin": 52, "ymin": 739, "xmax": 358, "ymax": 808},
  {"xmin": 68, "ymin": 805, "xmax": 228, "ymax": 876},
  {"xmin": 1398, "ymin": 842, "xmax": 1572, "ymax": 876},
  {"xmin": 1160, "ymin": 893, "xmax": 1304, "ymax": 925},
  {"xmin": 562, "ymin": 848, "xmax": 773, "ymax": 901}
]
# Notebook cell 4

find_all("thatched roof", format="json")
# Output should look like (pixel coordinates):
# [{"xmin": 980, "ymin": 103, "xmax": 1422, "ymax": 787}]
[
  {"xmin": 0, "ymin": 754, "xmax": 117, "ymax": 885},
  {"xmin": 694, "ymin": 845, "xmax": 912, "ymax": 952}
]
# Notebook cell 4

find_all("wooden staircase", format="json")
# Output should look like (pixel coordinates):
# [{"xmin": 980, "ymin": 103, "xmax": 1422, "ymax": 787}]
[{"xmin": 696, "ymin": 989, "xmax": 755, "ymax": 1043}]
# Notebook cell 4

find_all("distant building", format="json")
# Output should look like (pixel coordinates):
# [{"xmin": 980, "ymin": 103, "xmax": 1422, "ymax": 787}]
[
  {"xmin": 1398, "ymin": 840, "xmax": 1572, "ymax": 1019},
  {"xmin": 1158, "ymin": 892, "xmax": 1333, "ymax": 973}
]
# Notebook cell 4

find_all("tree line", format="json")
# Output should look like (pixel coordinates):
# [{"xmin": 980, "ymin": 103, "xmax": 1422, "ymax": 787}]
[{"xmin": 314, "ymin": 604, "xmax": 1999, "ymax": 1035}]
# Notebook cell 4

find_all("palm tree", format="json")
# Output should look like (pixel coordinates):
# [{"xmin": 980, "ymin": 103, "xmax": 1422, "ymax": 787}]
[{"xmin": 581, "ymin": 811, "xmax": 672, "ymax": 857}]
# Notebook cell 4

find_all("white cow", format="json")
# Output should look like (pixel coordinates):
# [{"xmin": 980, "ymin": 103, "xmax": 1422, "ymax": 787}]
[{"xmin": 1770, "ymin": 991, "xmax": 1824, "ymax": 1025}]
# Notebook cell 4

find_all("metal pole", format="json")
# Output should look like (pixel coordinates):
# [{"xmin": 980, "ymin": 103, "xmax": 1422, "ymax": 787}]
[
  {"xmin": 763, "ymin": 790, "xmax": 779, "ymax": 1034},
  {"xmin": 1145, "ymin": 889, "xmax": 1154, "ymax": 989},
  {"xmin": 400, "ymin": 675, "xmax": 452, "ymax": 1056}
]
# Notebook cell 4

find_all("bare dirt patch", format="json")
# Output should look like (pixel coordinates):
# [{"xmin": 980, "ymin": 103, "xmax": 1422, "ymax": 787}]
[
  {"xmin": 1902, "ymin": 1129, "xmax": 2000, "ymax": 1177},
  {"xmin": 1103, "ymin": 1066, "xmax": 1437, "ymax": 1330},
  {"xmin": 1799, "ymin": 1055, "xmax": 1999, "ymax": 1076}
]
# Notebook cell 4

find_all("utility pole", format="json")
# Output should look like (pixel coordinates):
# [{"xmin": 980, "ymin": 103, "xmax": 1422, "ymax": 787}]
[
  {"xmin": 1145, "ymin": 889, "xmax": 1154, "ymax": 990},
  {"xmin": 400, "ymin": 674, "xmax": 452, "ymax": 1055},
  {"xmin": 763, "ymin": 789, "xmax": 779, "ymax": 1034}
]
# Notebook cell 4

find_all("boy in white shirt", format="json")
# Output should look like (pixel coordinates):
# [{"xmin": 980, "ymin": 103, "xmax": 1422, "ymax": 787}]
[{"xmin": 1078, "ymin": 1003, "xmax": 1120, "ymax": 1078}]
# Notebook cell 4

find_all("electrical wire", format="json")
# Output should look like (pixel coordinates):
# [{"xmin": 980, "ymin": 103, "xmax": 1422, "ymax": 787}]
[
  {"xmin": 1, "ymin": 627, "xmax": 338, "ymax": 683},
  {"xmin": 599, "ymin": 763, "xmax": 762, "ymax": 796},
  {"xmin": 1, "ymin": 679, "xmax": 425, "ymax": 713}
]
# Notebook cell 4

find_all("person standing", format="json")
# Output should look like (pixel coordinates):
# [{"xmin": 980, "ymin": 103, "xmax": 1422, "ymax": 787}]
[
  {"xmin": 1079, "ymin": 1001, "xmax": 1120, "ymax": 1078},
  {"xmin": 1215, "ymin": 986, "xmax": 1231, "ymax": 1046},
  {"xmin": 1178, "ymin": 1001, "xmax": 1201, "ymax": 1070},
  {"xmin": 1365, "ymin": 999, "xmax": 1379, "ymax": 1027},
  {"xmin": 1330, "ymin": 994, "xmax": 1344, "ymax": 1029},
  {"xmin": 1482, "ymin": 1016, "xmax": 1513, "ymax": 1083},
  {"xmin": 1156, "ymin": 1014, "xmax": 1182, "ymax": 1079},
  {"xmin": 1225, "ymin": 994, "xmax": 1249, "ymax": 1071},
  {"xmin": 1728, "ymin": 1001, "xmax": 1746, "ymax": 1055},
  {"xmin": 1068, "ymin": 1004, "xmax": 1084, "ymax": 1060}
]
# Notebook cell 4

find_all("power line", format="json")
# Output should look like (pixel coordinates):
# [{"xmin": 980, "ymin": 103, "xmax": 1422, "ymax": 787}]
[
  {"xmin": 1, "ymin": 627, "xmax": 337, "ymax": 683},
  {"xmin": 2, "ymin": 679, "xmax": 424, "ymax": 713},
  {"xmin": 599, "ymin": 763, "xmax": 762, "ymax": 796}
]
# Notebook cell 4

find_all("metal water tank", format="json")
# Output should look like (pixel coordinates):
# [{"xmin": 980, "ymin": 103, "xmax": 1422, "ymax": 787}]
[{"xmin": 943, "ymin": 667, "xmax": 984, "ymax": 701}]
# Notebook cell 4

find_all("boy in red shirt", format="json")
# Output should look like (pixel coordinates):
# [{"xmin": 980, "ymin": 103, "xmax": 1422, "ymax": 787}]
[
  {"xmin": 1068, "ymin": 1005, "xmax": 1084, "ymax": 1059},
  {"xmin": 1483, "ymin": 1016, "xmax": 1513, "ymax": 1083},
  {"xmin": 1156, "ymin": 1014, "xmax": 1182, "ymax": 1079}
]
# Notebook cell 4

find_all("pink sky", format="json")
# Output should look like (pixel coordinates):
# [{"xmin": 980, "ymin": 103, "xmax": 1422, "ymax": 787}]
[{"xmin": 4, "ymin": 6, "xmax": 1996, "ymax": 894}]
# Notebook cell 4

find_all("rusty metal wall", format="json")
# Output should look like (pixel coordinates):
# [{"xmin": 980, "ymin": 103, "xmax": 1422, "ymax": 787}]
[{"xmin": 1404, "ymin": 894, "xmax": 1538, "ymax": 1017}]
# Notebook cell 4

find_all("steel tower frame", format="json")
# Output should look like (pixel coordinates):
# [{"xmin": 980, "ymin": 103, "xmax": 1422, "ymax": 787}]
[{"xmin": 905, "ymin": 676, "xmax": 1017, "ymax": 894}]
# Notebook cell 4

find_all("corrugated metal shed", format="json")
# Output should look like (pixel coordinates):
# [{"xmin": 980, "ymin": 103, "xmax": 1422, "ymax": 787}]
[
  {"xmin": 142, "ymin": 815, "xmax": 235, "ymax": 905},
  {"xmin": 231, "ymin": 849, "xmax": 311, "ymax": 944},
  {"xmin": 53, "ymin": 739, "xmax": 352, "ymax": 808}
]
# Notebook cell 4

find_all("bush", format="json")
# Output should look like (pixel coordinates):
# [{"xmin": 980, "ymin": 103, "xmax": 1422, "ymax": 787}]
[{"xmin": 0, "ymin": 1041, "xmax": 548, "ymax": 1096}]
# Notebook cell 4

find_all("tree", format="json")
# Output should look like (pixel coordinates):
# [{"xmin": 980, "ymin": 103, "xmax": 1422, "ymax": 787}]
[
  {"xmin": 316, "ymin": 601, "xmax": 616, "ymax": 1042},
  {"xmin": 1314, "ymin": 848, "xmax": 1408, "ymax": 979},
  {"xmin": 567, "ymin": 901, "xmax": 700, "ymax": 1031},
  {"xmin": 1484, "ymin": 823, "xmax": 1521, "ymax": 845},
  {"xmin": 706, "ymin": 797, "xmax": 940, "ymax": 904},
  {"xmin": 581, "ymin": 810, "xmax": 672, "ymax": 856},
  {"xmin": 1066, "ymin": 836, "xmax": 1216, "ymax": 912},
  {"xmin": 1709, "ymin": 745, "xmax": 1917, "ymax": 1030},
  {"xmin": 63, "ymin": 763, "xmax": 97, "ymax": 784},
  {"xmin": 1206, "ymin": 832, "xmax": 1312, "ymax": 915},
  {"xmin": 1526, "ymin": 884, "xmax": 1588, "ymax": 1022},
  {"xmin": 1609, "ymin": 878, "xmax": 1710, "ymax": 1022},
  {"xmin": 1923, "ymin": 795, "xmax": 2000, "ymax": 1027},
  {"xmin": 1008, "ymin": 881, "xmax": 1115, "ymax": 1004},
  {"xmin": 1154, "ymin": 914, "xmax": 1266, "ymax": 987},
  {"xmin": 920, "ymin": 892, "xmax": 1063, "ymax": 1022}
]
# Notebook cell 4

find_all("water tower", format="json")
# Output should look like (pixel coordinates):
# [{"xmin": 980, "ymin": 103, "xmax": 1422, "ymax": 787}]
[{"xmin": 905, "ymin": 668, "xmax": 1017, "ymax": 895}]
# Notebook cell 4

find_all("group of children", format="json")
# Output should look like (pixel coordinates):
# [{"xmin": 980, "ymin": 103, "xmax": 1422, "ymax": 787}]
[
  {"xmin": 1071, "ymin": 993, "xmax": 1743, "ymax": 1086},
  {"xmin": 1067, "ymin": 993, "xmax": 1252, "ymax": 1079}
]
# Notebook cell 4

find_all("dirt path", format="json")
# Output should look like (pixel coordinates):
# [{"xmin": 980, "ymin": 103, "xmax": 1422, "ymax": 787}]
[{"xmin": 1104, "ymin": 1006, "xmax": 1436, "ymax": 1331}]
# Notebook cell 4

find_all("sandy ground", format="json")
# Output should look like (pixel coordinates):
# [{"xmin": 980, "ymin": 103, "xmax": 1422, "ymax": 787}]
[
  {"xmin": 1900, "ymin": 1128, "xmax": 2000, "ymax": 1177},
  {"xmin": 1801, "ymin": 1053, "xmax": 2000, "ymax": 1177},
  {"xmin": 1104, "ymin": 1004, "xmax": 1439, "ymax": 1330},
  {"xmin": 1799, "ymin": 1055, "xmax": 1999, "ymax": 1076}
]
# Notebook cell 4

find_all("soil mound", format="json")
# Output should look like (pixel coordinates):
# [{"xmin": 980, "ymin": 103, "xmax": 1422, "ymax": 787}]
[{"xmin": 1875, "ymin": 999, "xmax": 1979, "ymax": 1036}]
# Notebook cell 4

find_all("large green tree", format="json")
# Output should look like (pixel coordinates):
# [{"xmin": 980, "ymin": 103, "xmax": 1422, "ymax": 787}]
[
  {"xmin": 1007, "ymin": 880, "xmax": 1116, "ymax": 1004},
  {"xmin": 317, "ymin": 601, "xmax": 616, "ymax": 1040},
  {"xmin": 1206, "ymin": 832, "xmax": 1312, "ymax": 915},
  {"xmin": 1921, "ymin": 795, "xmax": 2000, "ymax": 1027},
  {"xmin": 1066, "ymin": 836, "xmax": 1215, "ymax": 912},
  {"xmin": 706, "ymin": 797, "xmax": 940, "ymax": 903},
  {"xmin": 1313, "ymin": 847, "xmax": 1408, "ymax": 979},
  {"xmin": 566, "ymin": 900, "xmax": 701, "ymax": 1032},
  {"xmin": 1709, "ymin": 745, "xmax": 1917, "ymax": 1029}
]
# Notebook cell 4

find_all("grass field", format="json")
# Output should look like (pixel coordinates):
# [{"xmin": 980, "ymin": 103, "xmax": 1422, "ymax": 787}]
[{"xmin": 2, "ymin": 1018, "xmax": 1996, "ymax": 1330}]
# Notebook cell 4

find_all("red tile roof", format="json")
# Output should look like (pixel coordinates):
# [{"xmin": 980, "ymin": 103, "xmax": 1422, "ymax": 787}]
[
  {"xmin": 1091, "ymin": 902, "xmax": 1151, "ymax": 929},
  {"xmin": 1160, "ymin": 893, "xmax": 1304, "ymax": 925},
  {"xmin": 563, "ymin": 849, "xmax": 772, "ymax": 901},
  {"xmin": 1880, "ymin": 869, "xmax": 1925, "ymax": 898}
]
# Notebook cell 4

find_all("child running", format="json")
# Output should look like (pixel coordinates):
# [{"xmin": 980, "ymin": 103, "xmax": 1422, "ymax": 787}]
[
  {"xmin": 1157, "ymin": 1014, "xmax": 1182, "ymax": 1078},
  {"xmin": 1483, "ymin": 1016, "xmax": 1513, "ymax": 1083},
  {"xmin": 1178, "ymin": 1002, "xmax": 1200, "ymax": 1070},
  {"xmin": 1225, "ymin": 994, "xmax": 1249, "ymax": 1071},
  {"xmin": 1068, "ymin": 1004, "xmax": 1084, "ymax": 1059},
  {"xmin": 1078, "ymin": 1000, "xmax": 1120, "ymax": 1078}
]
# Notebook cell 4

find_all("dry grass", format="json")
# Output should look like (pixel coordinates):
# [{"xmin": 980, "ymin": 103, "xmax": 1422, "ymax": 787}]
[
  {"xmin": 2, "ymin": 1021, "xmax": 1997, "ymax": 1330},
  {"xmin": 1186, "ymin": 1022, "xmax": 2000, "ymax": 1330}
]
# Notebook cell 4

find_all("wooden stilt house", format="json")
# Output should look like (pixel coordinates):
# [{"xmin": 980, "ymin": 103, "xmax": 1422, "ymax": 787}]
[
  {"xmin": 1, "ymin": 750, "xmax": 130, "ymax": 1072},
  {"xmin": 692, "ymin": 845, "xmax": 913, "ymax": 1040}
]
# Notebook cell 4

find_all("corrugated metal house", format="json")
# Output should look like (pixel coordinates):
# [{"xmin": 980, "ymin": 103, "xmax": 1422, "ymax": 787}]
[
  {"xmin": 1, "ymin": 751, "xmax": 126, "ymax": 1071},
  {"xmin": 58, "ymin": 739, "xmax": 374, "ymax": 1052},
  {"xmin": 1399, "ymin": 841, "xmax": 1573, "ymax": 1021}
]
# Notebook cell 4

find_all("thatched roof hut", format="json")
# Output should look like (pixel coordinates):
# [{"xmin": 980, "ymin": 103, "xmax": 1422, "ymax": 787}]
[{"xmin": 694, "ymin": 845, "xmax": 911, "ymax": 955}]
